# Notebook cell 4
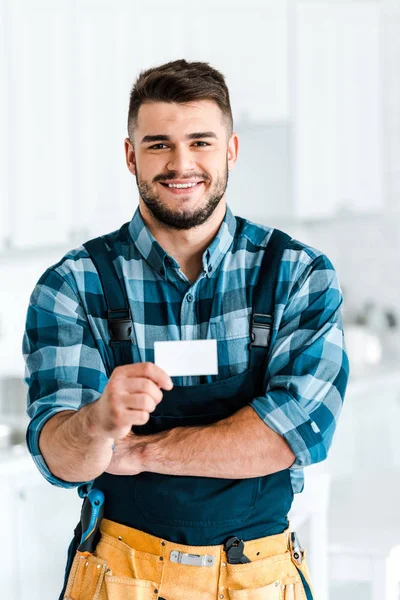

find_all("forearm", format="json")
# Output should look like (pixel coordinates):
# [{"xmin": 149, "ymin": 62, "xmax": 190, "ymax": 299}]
[
  {"xmin": 39, "ymin": 404, "xmax": 114, "ymax": 483},
  {"xmin": 114, "ymin": 405, "xmax": 295, "ymax": 478}
]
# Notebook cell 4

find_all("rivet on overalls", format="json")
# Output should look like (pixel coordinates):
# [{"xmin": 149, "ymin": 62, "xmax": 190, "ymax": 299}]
[
  {"xmin": 96, "ymin": 564, "xmax": 101, "ymax": 569},
  {"xmin": 161, "ymin": 541, "xmax": 166, "ymax": 546},
  {"xmin": 221, "ymin": 562, "xmax": 226, "ymax": 567},
  {"xmin": 118, "ymin": 536, "xmax": 123, "ymax": 541},
  {"xmin": 85, "ymin": 562, "xmax": 88, "ymax": 567},
  {"xmin": 159, "ymin": 556, "xmax": 164, "ymax": 561},
  {"xmin": 219, "ymin": 595, "xmax": 224, "ymax": 599},
  {"xmin": 154, "ymin": 589, "xmax": 158, "ymax": 594}
]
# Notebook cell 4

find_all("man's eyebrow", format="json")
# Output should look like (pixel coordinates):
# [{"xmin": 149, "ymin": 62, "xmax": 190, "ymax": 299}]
[
  {"xmin": 186, "ymin": 131, "xmax": 218, "ymax": 140},
  {"xmin": 141, "ymin": 132, "xmax": 218, "ymax": 144}
]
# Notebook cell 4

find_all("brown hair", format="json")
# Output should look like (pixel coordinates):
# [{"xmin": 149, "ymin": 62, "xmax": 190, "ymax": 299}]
[{"xmin": 127, "ymin": 59, "xmax": 233, "ymax": 141}]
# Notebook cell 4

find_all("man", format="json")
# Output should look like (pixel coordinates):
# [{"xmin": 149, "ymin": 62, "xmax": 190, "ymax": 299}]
[{"xmin": 23, "ymin": 60, "xmax": 349, "ymax": 600}]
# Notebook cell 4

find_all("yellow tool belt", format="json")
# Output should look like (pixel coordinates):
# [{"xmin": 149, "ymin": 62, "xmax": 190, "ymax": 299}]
[{"xmin": 64, "ymin": 518, "xmax": 313, "ymax": 600}]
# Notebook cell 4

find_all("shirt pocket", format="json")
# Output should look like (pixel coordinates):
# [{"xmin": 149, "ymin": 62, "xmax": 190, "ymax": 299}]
[{"xmin": 209, "ymin": 315, "xmax": 251, "ymax": 378}]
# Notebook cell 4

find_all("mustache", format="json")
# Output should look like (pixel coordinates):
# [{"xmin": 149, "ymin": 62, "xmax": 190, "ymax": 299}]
[{"xmin": 153, "ymin": 172, "xmax": 210, "ymax": 183}]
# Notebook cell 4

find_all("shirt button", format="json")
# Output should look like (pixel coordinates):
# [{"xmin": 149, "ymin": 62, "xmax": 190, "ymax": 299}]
[
  {"xmin": 187, "ymin": 294, "xmax": 193, "ymax": 302},
  {"xmin": 208, "ymin": 265, "xmax": 212, "ymax": 273}
]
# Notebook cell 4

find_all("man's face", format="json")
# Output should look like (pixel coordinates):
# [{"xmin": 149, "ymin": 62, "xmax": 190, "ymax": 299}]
[{"xmin": 125, "ymin": 100, "xmax": 238, "ymax": 230}]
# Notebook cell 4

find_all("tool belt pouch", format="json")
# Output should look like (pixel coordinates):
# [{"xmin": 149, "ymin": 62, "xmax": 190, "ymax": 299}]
[{"xmin": 63, "ymin": 553, "xmax": 108, "ymax": 600}]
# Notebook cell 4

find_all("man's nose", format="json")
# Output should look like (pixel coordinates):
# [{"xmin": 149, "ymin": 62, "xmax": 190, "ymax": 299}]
[{"xmin": 166, "ymin": 146, "xmax": 196, "ymax": 172}]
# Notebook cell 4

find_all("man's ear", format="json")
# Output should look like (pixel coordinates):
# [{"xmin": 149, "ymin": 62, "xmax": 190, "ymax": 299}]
[
  {"xmin": 124, "ymin": 137, "xmax": 136, "ymax": 176},
  {"xmin": 227, "ymin": 132, "xmax": 239, "ymax": 171}
]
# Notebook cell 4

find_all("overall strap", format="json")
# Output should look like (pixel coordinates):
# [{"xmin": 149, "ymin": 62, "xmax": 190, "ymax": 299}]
[
  {"xmin": 84, "ymin": 231, "xmax": 133, "ymax": 370},
  {"xmin": 249, "ymin": 229, "xmax": 292, "ymax": 371}
]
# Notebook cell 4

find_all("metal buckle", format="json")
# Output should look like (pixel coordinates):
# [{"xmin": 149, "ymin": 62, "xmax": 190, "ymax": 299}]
[
  {"xmin": 170, "ymin": 550, "xmax": 215, "ymax": 567},
  {"xmin": 250, "ymin": 313, "xmax": 272, "ymax": 348}
]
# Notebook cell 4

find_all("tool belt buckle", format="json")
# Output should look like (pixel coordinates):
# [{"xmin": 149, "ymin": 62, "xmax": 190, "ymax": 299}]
[{"xmin": 170, "ymin": 551, "xmax": 215, "ymax": 567}]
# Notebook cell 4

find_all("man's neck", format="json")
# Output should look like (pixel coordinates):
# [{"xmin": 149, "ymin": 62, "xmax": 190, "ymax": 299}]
[{"xmin": 139, "ymin": 201, "xmax": 226, "ymax": 281}]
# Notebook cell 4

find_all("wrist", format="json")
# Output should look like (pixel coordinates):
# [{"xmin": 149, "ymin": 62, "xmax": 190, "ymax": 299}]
[{"xmin": 82, "ymin": 402, "xmax": 114, "ymax": 446}]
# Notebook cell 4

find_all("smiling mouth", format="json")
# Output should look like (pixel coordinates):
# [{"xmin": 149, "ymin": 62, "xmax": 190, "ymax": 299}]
[{"xmin": 159, "ymin": 181, "xmax": 204, "ymax": 194}]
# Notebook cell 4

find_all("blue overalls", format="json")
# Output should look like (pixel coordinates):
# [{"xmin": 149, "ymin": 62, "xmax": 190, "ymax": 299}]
[{"xmin": 58, "ymin": 225, "xmax": 313, "ymax": 599}]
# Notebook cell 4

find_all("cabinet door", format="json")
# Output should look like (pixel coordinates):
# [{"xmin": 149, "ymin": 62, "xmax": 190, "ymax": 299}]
[
  {"xmin": 7, "ymin": 0, "xmax": 72, "ymax": 249},
  {"xmin": 185, "ymin": 0, "xmax": 290, "ymax": 123},
  {"xmin": 382, "ymin": 0, "xmax": 400, "ymax": 211},
  {"xmin": 0, "ymin": 470, "xmax": 18, "ymax": 600},
  {"xmin": 294, "ymin": 0, "xmax": 383, "ymax": 219},
  {"xmin": 0, "ymin": 0, "xmax": 11, "ymax": 251},
  {"xmin": 72, "ymin": 0, "xmax": 187, "ymax": 240},
  {"xmin": 14, "ymin": 467, "xmax": 82, "ymax": 600}
]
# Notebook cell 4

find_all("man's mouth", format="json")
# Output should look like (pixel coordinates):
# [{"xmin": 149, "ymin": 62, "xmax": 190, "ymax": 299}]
[{"xmin": 158, "ymin": 181, "xmax": 205, "ymax": 194}]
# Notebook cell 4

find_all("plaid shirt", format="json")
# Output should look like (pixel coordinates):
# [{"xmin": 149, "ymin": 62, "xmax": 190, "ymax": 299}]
[{"xmin": 23, "ymin": 205, "xmax": 349, "ymax": 497}]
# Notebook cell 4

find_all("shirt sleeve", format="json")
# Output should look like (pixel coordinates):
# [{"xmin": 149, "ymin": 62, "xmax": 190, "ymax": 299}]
[
  {"xmin": 250, "ymin": 249, "xmax": 350, "ymax": 468},
  {"xmin": 23, "ymin": 267, "xmax": 109, "ymax": 488}
]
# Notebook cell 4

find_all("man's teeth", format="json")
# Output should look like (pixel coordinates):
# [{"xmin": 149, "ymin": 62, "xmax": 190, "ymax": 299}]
[{"xmin": 167, "ymin": 182, "xmax": 200, "ymax": 188}]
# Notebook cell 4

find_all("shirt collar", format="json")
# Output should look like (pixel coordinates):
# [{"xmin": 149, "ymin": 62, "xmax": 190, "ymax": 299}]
[{"xmin": 128, "ymin": 205, "xmax": 237, "ymax": 279}]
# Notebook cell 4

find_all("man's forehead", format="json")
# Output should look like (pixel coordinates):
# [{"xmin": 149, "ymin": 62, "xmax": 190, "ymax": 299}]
[{"xmin": 137, "ymin": 100, "xmax": 224, "ymax": 130}]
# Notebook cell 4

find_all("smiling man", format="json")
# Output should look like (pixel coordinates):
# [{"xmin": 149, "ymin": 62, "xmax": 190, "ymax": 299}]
[{"xmin": 23, "ymin": 60, "xmax": 349, "ymax": 600}]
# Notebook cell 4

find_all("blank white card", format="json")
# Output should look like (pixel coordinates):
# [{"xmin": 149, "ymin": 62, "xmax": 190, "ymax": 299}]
[{"xmin": 154, "ymin": 339, "xmax": 218, "ymax": 377}]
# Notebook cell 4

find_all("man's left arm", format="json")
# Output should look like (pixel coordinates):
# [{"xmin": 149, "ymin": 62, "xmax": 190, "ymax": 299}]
[{"xmin": 107, "ymin": 252, "xmax": 349, "ymax": 478}]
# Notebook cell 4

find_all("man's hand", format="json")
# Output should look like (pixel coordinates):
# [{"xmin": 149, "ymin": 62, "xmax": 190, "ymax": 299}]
[{"xmin": 89, "ymin": 362, "xmax": 173, "ymax": 441}]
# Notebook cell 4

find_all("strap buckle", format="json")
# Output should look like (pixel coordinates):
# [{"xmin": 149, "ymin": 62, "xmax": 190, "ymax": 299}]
[
  {"xmin": 108, "ymin": 309, "xmax": 133, "ymax": 344},
  {"xmin": 250, "ymin": 313, "xmax": 272, "ymax": 348}
]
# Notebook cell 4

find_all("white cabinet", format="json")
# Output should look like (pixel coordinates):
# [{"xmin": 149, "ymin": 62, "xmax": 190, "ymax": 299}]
[
  {"xmin": 0, "ymin": 0, "xmax": 11, "ymax": 251},
  {"xmin": 293, "ymin": 0, "xmax": 383, "ymax": 220},
  {"xmin": 0, "ymin": 0, "xmax": 387, "ymax": 249},
  {"xmin": 7, "ymin": 0, "xmax": 73, "ymax": 249},
  {"xmin": 0, "ymin": 455, "xmax": 82, "ymax": 600},
  {"xmin": 382, "ymin": 0, "xmax": 400, "ymax": 211},
  {"xmin": 185, "ymin": 0, "xmax": 290, "ymax": 123},
  {"xmin": 69, "ymin": 0, "xmax": 139, "ymax": 240}
]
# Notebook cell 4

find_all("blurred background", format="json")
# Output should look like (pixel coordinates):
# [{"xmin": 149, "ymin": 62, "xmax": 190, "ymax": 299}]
[{"xmin": 1, "ymin": 0, "xmax": 399, "ymax": 598}]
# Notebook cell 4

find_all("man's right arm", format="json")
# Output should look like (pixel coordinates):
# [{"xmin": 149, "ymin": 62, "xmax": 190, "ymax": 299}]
[
  {"xmin": 24, "ymin": 265, "xmax": 172, "ymax": 487},
  {"xmin": 39, "ymin": 362, "xmax": 173, "ymax": 483},
  {"xmin": 38, "ymin": 407, "xmax": 113, "ymax": 483}
]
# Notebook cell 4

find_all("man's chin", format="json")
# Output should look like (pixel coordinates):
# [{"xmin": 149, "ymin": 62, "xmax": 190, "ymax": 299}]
[{"xmin": 143, "ymin": 200, "xmax": 221, "ymax": 231}]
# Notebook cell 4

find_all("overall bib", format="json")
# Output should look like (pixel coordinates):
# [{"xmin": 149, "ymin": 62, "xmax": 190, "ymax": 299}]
[{"xmin": 59, "ymin": 226, "xmax": 314, "ymax": 600}]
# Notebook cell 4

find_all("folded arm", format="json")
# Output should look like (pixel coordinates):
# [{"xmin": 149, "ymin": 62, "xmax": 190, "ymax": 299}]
[{"xmin": 108, "ymin": 252, "xmax": 349, "ymax": 478}]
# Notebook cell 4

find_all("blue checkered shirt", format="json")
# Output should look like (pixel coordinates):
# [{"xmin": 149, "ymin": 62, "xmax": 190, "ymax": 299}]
[{"xmin": 23, "ymin": 205, "xmax": 349, "ymax": 497}]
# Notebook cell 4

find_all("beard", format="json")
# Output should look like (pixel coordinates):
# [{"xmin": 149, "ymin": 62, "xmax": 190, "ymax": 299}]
[{"xmin": 135, "ymin": 161, "xmax": 229, "ymax": 230}]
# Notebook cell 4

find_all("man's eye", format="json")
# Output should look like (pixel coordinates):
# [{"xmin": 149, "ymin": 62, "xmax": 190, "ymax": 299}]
[
  {"xmin": 194, "ymin": 141, "xmax": 209, "ymax": 147},
  {"xmin": 149, "ymin": 144, "xmax": 168, "ymax": 149}
]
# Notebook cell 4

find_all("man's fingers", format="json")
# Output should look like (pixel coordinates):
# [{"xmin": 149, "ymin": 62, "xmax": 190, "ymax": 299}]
[
  {"xmin": 116, "ymin": 362, "xmax": 173, "ymax": 390},
  {"xmin": 126, "ymin": 410, "xmax": 151, "ymax": 426},
  {"xmin": 122, "ymin": 392, "xmax": 158, "ymax": 413},
  {"xmin": 122, "ymin": 378, "xmax": 164, "ymax": 403}
]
